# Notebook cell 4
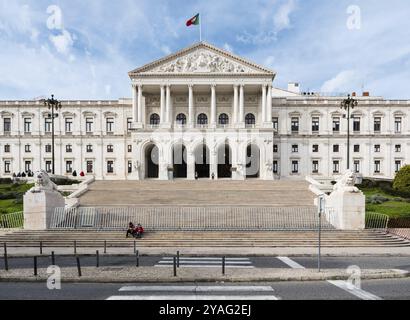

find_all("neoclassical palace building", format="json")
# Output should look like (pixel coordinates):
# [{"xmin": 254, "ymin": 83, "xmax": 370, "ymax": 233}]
[{"xmin": 1, "ymin": 42, "xmax": 409, "ymax": 180}]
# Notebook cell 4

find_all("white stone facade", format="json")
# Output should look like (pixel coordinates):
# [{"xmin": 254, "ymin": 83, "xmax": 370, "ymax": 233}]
[{"xmin": 1, "ymin": 42, "xmax": 409, "ymax": 181}]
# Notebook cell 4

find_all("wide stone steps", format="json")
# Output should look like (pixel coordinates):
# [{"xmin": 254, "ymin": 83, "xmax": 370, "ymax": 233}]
[{"xmin": 1, "ymin": 231, "xmax": 409, "ymax": 248}]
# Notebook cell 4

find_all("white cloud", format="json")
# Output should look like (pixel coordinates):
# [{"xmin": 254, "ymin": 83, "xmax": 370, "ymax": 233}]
[
  {"xmin": 49, "ymin": 29, "xmax": 74, "ymax": 55},
  {"xmin": 273, "ymin": 0, "xmax": 297, "ymax": 32},
  {"xmin": 320, "ymin": 70, "xmax": 357, "ymax": 93},
  {"xmin": 161, "ymin": 45, "xmax": 172, "ymax": 55},
  {"xmin": 264, "ymin": 56, "xmax": 276, "ymax": 68},
  {"xmin": 223, "ymin": 43, "xmax": 233, "ymax": 53}
]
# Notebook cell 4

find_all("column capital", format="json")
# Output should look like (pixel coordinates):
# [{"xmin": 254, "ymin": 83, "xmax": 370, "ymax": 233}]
[
  {"xmin": 132, "ymin": 84, "xmax": 137, "ymax": 89},
  {"xmin": 188, "ymin": 84, "xmax": 194, "ymax": 89},
  {"xmin": 211, "ymin": 84, "xmax": 217, "ymax": 89}
]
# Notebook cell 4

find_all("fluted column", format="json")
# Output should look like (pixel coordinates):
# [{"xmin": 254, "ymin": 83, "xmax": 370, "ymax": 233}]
[
  {"xmin": 166, "ymin": 85, "xmax": 171, "ymax": 124},
  {"xmin": 137, "ymin": 85, "xmax": 143, "ymax": 124},
  {"xmin": 188, "ymin": 84, "xmax": 194, "ymax": 128},
  {"xmin": 160, "ymin": 85, "xmax": 165, "ymax": 124},
  {"xmin": 239, "ymin": 85, "xmax": 245, "ymax": 126},
  {"xmin": 261, "ymin": 85, "xmax": 267, "ymax": 125},
  {"xmin": 233, "ymin": 85, "xmax": 238, "ymax": 126},
  {"xmin": 132, "ymin": 84, "xmax": 138, "ymax": 122},
  {"xmin": 266, "ymin": 85, "xmax": 272, "ymax": 125},
  {"xmin": 211, "ymin": 84, "xmax": 217, "ymax": 128}
]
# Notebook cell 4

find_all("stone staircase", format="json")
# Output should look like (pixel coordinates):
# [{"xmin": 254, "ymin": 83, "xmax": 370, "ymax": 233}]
[{"xmin": 1, "ymin": 230, "xmax": 409, "ymax": 248}]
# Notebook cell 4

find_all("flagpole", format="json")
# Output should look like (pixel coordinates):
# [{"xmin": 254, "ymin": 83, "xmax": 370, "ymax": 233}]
[{"xmin": 199, "ymin": 13, "xmax": 202, "ymax": 42}]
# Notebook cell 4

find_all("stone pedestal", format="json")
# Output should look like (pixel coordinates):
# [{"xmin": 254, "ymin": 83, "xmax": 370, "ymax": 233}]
[
  {"xmin": 24, "ymin": 190, "xmax": 65, "ymax": 230},
  {"xmin": 328, "ymin": 188, "xmax": 366, "ymax": 230}
]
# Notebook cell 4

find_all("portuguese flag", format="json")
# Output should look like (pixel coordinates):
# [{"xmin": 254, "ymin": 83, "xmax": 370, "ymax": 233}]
[{"xmin": 186, "ymin": 13, "xmax": 200, "ymax": 27}]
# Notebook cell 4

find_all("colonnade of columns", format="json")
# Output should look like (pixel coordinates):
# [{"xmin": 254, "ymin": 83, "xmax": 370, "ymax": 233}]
[{"xmin": 132, "ymin": 83, "xmax": 273, "ymax": 128}]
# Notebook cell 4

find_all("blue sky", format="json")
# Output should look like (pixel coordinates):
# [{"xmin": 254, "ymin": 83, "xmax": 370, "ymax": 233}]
[{"xmin": 0, "ymin": 0, "xmax": 409, "ymax": 100}]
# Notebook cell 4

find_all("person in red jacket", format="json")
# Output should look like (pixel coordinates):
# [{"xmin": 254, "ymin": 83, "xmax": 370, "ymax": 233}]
[{"xmin": 135, "ymin": 224, "xmax": 144, "ymax": 238}]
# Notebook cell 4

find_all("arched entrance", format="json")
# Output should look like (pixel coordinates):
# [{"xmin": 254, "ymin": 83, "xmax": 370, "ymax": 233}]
[
  {"xmin": 218, "ymin": 144, "xmax": 232, "ymax": 179},
  {"xmin": 194, "ymin": 144, "xmax": 210, "ymax": 179},
  {"xmin": 145, "ymin": 144, "xmax": 159, "ymax": 179},
  {"xmin": 173, "ymin": 144, "xmax": 187, "ymax": 178},
  {"xmin": 246, "ymin": 144, "xmax": 260, "ymax": 178}
]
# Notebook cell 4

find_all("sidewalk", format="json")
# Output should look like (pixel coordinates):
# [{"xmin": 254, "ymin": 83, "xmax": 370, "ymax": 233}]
[
  {"xmin": 0, "ymin": 266, "xmax": 408, "ymax": 283},
  {"xmin": 3, "ymin": 246, "xmax": 410, "ymax": 257}
]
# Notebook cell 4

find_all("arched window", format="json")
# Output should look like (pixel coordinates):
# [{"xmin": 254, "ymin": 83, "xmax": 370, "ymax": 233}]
[
  {"xmin": 150, "ymin": 113, "xmax": 160, "ymax": 125},
  {"xmin": 176, "ymin": 113, "xmax": 187, "ymax": 125},
  {"xmin": 197, "ymin": 113, "xmax": 208, "ymax": 125},
  {"xmin": 245, "ymin": 113, "xmax": 256, "ymax": 125},
  {"xmin": 218, "ymin": 113, "xmax": 229, "ymax": 125}
]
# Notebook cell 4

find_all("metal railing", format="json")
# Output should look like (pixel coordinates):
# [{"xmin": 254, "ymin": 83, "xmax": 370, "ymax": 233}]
[
  {"xmin": 0, "ymin": 212, "xmax": 24, "ymax": 229},
  {"xmin": 49, "ymin": 207, "xmax": 335, "ymax": 231},
  {"xmin": 365, "ymin": 212, "xmax": 389, "ymax": 231}
]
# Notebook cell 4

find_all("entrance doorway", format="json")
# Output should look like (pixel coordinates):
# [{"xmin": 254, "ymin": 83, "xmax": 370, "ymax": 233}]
[
  {"xmin": 145, "ymin": 144, "xmax": 159, "ymax": 179},
  {"xmin": 195, "ymin": 144, "xmax": 210, "ymax": 178},
  {"xmin": 246, "ymin": 144, "xmax": 260, "ymax": 178},
  {"xmin": 218, "ymin": 144, "xmax": 232, "ymax": 179},
  {"xmin": 173, "ymin": 144, "xmax": 187, "ymax": 178}
]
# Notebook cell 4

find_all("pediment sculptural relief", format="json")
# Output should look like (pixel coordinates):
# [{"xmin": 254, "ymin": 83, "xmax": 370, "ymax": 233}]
[{"xmin": 151, "ymin": 49, "xmax": 257, "ymax": 74}]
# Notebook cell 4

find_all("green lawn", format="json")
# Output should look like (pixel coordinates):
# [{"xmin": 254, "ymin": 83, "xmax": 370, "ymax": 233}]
[
  {"xmin": 361, "ymin": 187, "xmax": 410, "ymax": 218},
  {"xmin": 0, "ymin": 183, "xmax": 33, "ymax": 215}
]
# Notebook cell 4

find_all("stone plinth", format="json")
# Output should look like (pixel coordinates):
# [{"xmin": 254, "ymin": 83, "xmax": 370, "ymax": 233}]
[{"xmin": 24, "ymin": 190, "xmax": 65, "ymax": 230}]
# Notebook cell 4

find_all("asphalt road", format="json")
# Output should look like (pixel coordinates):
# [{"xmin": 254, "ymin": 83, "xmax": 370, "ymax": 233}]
[
  {"xmin": 2, "ymin": 255, "xmax": 410, "ymax": 271},
  {"xmin": 0, "ymin": 279, "xmax": 409, "ymax": 300}
]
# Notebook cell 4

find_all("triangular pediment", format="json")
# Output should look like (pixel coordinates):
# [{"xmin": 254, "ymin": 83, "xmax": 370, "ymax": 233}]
[{"xmin": 129, "ymin": 42, "xmax": 275, "ymax": 77}]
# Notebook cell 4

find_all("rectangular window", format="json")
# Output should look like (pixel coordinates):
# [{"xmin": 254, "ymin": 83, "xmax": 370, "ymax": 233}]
[
  {"xmin": 45, "ymin": 161, "xmax": 52, "ymax": 173},
  {"xmin": 374, "ymin": 117, "xmax": 381, "ymax": 133},
  {"xmin": 395, "ymin": 160, "xmax": 402, "ymax": 173},
  {"xmin": 291, "ymin": 118, "xmax": 299, "ymax": 133},
  {"xmin": 312, "ymin": 161, "xmax": 319, "ymax": 174},
  {"xmin": 106, "ymin": 118, "xmax": 114, "ymax": 133},
  {"xmin": 374, "ymin": 160, "xmax": 381, "ymax": 174},
  {"xmin": 312, "ymin": 145, "xmax": 319, "ymax": 153},
  {"xmin": 44, "ymin": 118, "xmax": 52, "ymax": 133},
  {"xmin": 395, "ymin": 117, "xmax": 402, "ymax": 133},
  {"xmin": 333, "ymin": 160, "xmax": 340, "ymax": 174},
  {"xmin": 24, "ymin": 118, "xmax": 31, "ymax": 133},
  {"xmin": 291, "ymin": 161, "xmax": 299, "ymax": 174},
  {"xmin": 273, "ymin": 145, "xmax": 278, "ymax": 153},
  {"xmin": 354, "ymin": 145, "xmax": 360, "ymax": 153},
  {"xmin": 107, "ymin": 145, "xmax": 114, "ymax": 153},
  {"xmin": 273, "ymin": 117, "xmax": 279, "ymax": 131},
  {"xmin": 374, "ymin": 145, "xmax": 381, "ymax": 153},
  {"xmin": 86, "ymin": 145, "xmax": 93, "ymax": 153},
  {"xmin": 45, "ymin": 145, "xmax": 52, "ymax": 153},
  {"xmin": 25, "ymin": 161, "xmax": 32, "ymax": 173},
  {"xmin": 65, "ymin": 118, "xmax": 73, "ymax": 133},
  {"xmin": 395, "ymin": 144, "xmax": 402, "ymax": 153},
  {"xmin": 292, "ymin": 145, "xmax": 298, "ymax": 153},
  {"xmin": 66, "ymin": 144, "xmax": 72, "ymax": 153},
  {"xmin": 66, "ymin": 161, "xmax": 73, "ymax": 174},
  {"xmin": 128, "ymin": 145, "xmax": 132, "ymax": 153},
  {"xmin": 86, "ymin": 161, "xmax": 93, "ymax": 174},
  {"xmin": 333, "ymin": 118, "xmax": 340, "ymax": 133},
  {"xmin": 312, "ymin": 117, "xmax": 320, "ymax": 132},
  {"xmin": 3, "ymin": 118, "xmax": 11, "ymax": 133},
  {"xmin": 273, "ymin": 160, "xmax": 278, "ymax": 174},
  {"xmin": 107, "ymin": 161, "xmax": 114, "ymax": 174},
  {"xmin": 354, "ymin": 160, "xmax": 360, "ymax": 174},
  {"xmin": 333, "ymin": 145, "xmax": 339, "ymax": 153},
  {"xmin": 85, "ymin": 118, "xmax": 93, "ymax": 133},
  {"xmin": 4, "ymin": 144, "xmax": 10, "ymax": 153},
  {"xmin": 353, "ymin": 118, "xmax": 361, "ymax": 132},
  {"xmin": 25, "ymin": 144, "xmax": 31, "ymax": 153},
  {"xmin": 128, "ymin": 161, "xmax": 132, "ymax": 174},
  {"xmin": 4, "ymin": 160, "xmax": 11, "ymax": 174},
  {"xmin": 127, "ymin": 118, "xmax": 133, "ymax": 131}
]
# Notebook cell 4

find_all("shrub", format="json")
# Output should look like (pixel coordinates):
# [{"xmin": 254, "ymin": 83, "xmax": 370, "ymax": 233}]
[
  {"xmin": 367, "ymin": 194, "xmax": 390, "ymax": 205},
  {"xmin": 0, "ymin": 178, "xmax": 12, "ymax": 184},
  {"xmin": 393, "ymin": 165, "xmax": 410, "ymax": 195}
]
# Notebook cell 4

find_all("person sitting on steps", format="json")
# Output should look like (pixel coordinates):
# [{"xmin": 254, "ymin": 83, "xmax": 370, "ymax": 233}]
[
  {"xmin": 126, "ymin": 222, "xmax": 136, "ymax": 238},
  {"xmin": 135, "ymin": 223, "xmax": 144, "ymax": 238}
]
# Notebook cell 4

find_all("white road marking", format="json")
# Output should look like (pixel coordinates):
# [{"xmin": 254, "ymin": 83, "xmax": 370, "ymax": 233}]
[
  {"xmin": 158, "ymin": 261, "xmax": 252, "ymax": 265},
  {"xmin": 155, "ymin": 265, "xmax": 255, "ymax": 268},
  {"xmin": 327, "ymin": 280, "xmax": 382, "ymax": 300},
  {"xmin": 277, "ymin": 256, "xmax": 305, "ymax": 269},
  {"xmin": 119, "ymin": 285, "xmax": 275, "ymax": 292},
  {"xmin": 161, "ymin": 257, "xmax": 250, "ymax": 261},
  {"xmin": 107, "ymin": 295, "xmax": 279, "ymax": 301}
]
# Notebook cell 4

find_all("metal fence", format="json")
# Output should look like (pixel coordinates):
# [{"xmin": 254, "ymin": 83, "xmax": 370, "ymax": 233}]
[
  {"xmin": 365, "ymin": 212, "xmax": 389, "ymax": 231},
  {"xmin": 49, "ymin": 207, "xmax": 334, "ymax": 231},
  {"xmin": 0, "ymin": 212, "xmax": 24, "ymax": 229}
]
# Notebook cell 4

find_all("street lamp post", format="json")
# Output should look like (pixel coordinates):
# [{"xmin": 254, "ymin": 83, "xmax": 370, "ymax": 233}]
[
  {"xmin": 43, "ymin": 95, "xmax": 62, "ymax": 175},
  {"xmin": 340, "ymin": 94, "xmax": 358, "ymax": 170}
]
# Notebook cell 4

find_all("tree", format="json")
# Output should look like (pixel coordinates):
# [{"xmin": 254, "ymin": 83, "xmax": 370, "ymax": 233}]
[{"xmin": 393, "ymin": 165, "xmax": 410, "ymax": 195}]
